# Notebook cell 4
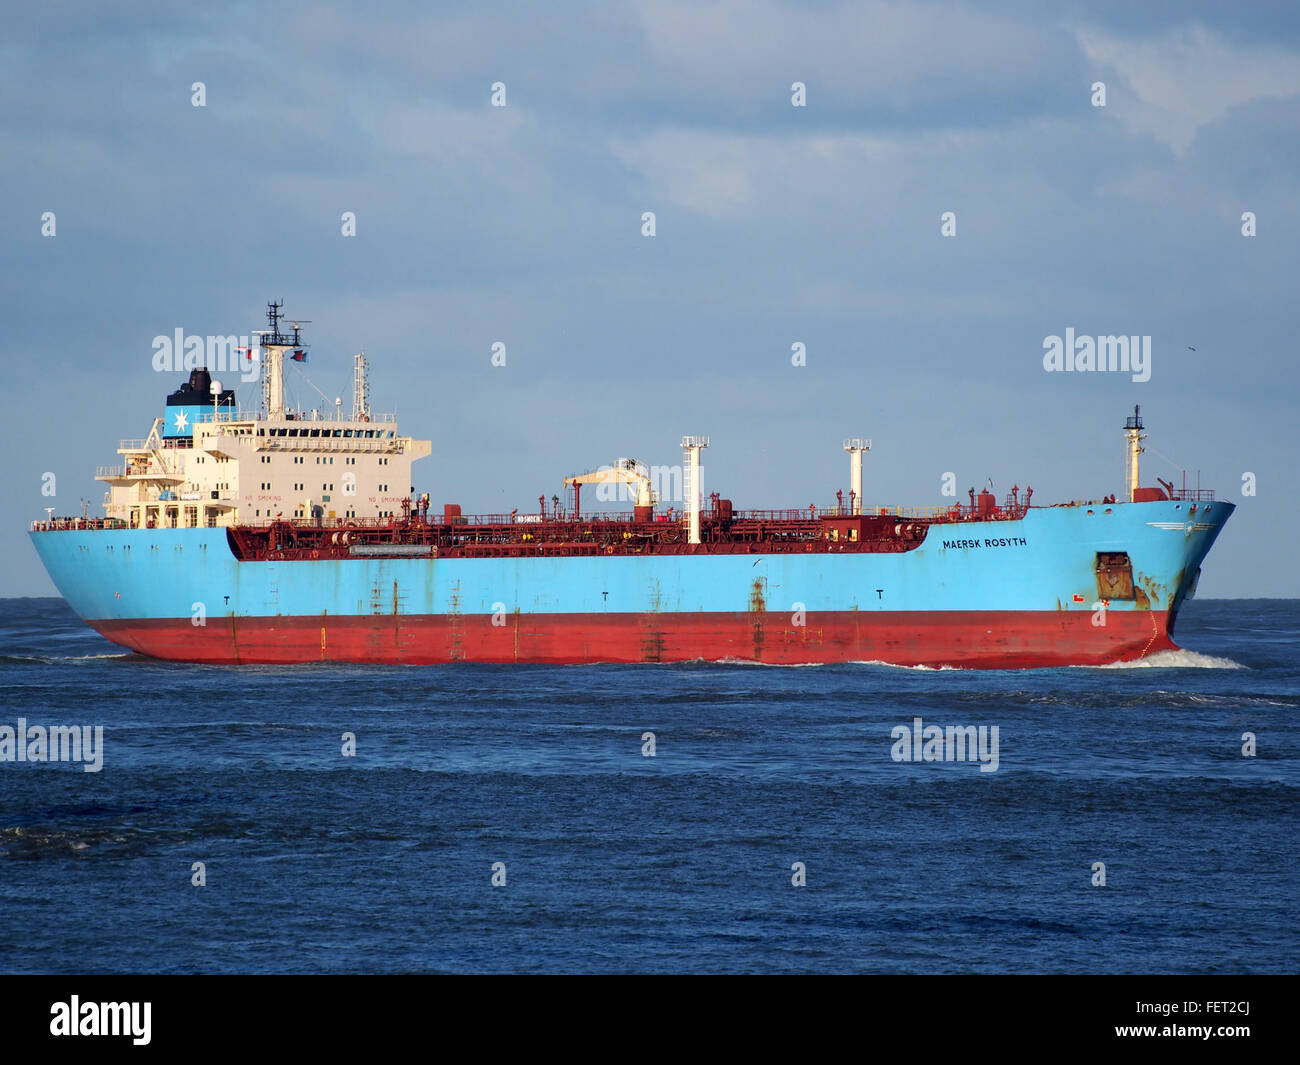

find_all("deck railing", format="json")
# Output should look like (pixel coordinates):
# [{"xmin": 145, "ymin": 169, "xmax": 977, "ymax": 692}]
[{"xmin": 196, "ymin": 409, "xmax": 399, "ymax": 424}]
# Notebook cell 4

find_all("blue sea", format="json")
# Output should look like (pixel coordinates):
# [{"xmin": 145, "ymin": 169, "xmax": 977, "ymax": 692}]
[{"xmin": 0, "ymin": 597, "xmax": 1295, "ymax": 974}]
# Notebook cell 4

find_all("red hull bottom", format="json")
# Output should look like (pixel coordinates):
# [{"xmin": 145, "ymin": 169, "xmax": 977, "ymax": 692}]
[{"xmin": 90, "ymin": 610, "xmax": 1178, "ymax": 669}]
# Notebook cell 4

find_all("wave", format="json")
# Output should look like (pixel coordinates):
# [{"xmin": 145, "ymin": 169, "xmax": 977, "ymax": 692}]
[
  {"xmin": 847, "ymin": 660, "xmax": 962, "ymax": 671},
  {"xmin": 673, "ymin": 652, "xmax": 1243, "ymax": 672},
  {"xmin": 707, "ymin": 656, "xmax": 826, "ymax": 668},
  {"xmin": 0, "ymin": 653, "xmax": 135, "ymax": 664},
  {"xmin": 0, "ymin": 824, "xmax": 139, "ymax": 858},
  {"xmin": 1093, "ymin": 649, "xmax": 1245, "ymax": 670}
]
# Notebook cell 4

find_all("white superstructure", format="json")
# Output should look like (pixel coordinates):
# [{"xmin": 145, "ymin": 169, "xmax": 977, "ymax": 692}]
[{"xmin": 95, "ymin": 304, "xmax": 431, "ymax": 530}]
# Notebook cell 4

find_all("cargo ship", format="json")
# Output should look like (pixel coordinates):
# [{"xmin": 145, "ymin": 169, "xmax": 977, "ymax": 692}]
[{"xmin": 30, "ymin": 304, "xmax": 1233, "ymax": 668}]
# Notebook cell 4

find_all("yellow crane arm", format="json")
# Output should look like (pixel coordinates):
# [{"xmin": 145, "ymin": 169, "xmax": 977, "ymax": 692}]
[{"xmin": 563, "ymin": 461, "xmax": 655, "ymax": 508}]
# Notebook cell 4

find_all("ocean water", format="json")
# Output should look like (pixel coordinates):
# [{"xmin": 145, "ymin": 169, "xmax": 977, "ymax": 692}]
[{"xmin": 0, "ymin": 597, "xmax": 1295, "ymax": 974}]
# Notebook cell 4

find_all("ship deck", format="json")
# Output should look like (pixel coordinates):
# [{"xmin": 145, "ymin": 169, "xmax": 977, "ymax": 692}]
[{"xmin": 32, "ymin": 488, "xmax": 1219, "ymax": 563}]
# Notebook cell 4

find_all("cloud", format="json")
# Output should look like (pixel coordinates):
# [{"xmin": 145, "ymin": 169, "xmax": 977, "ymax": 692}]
[
  {"xmin": 3, "ymin": 2, "xmax": 1300, "ymax": 597},
  {"xmin": 610, "ymin": 129, "xmax": 761, "ymax": 216},
  {"xmin": 1075, "ymin": 22, "xmax": 1300, "ymax": 154},
  {"xmin": 634, "ymin": 0, "xmax": 1069, "ymax": 119}
]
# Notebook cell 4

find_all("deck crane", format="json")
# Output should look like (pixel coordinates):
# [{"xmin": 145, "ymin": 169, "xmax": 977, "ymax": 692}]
[{"xmin": 563, "ymin": 459, "xmax": 656, "ymax": 518}]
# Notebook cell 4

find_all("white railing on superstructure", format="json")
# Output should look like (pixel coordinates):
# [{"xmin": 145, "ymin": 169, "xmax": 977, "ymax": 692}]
[
  {"xmin": 195, "ymin": 409, "xmax": 398, "ymax": 424},
  {"xmin": 97, "ymin": 459, "xmax": 185, "ymax": 479},
  {"xmin": 256, "ymin": 436, "xmax": 406, "ymax": 454}
]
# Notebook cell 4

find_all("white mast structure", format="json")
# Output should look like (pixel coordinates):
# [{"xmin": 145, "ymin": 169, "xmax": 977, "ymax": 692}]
[
  {"xmin": 681, "ymin": 435, "xmax": 709, "ymax": 545},
  {"xmin": 1124, "ymin": 405, "xmax": 1145, "ymax": 502},
  {"xmin": 258, "ymin": 301, "xmax": 305, "ymax": 420},
  {"xmin": 843, "ymin": 438, "xmax": 871, "ymax": 515},
  {"xmin": 352, "ymin": 352, "xmax": 370, "ymax": 422}
]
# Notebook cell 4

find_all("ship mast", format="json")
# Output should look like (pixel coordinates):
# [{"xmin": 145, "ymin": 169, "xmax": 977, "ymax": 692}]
[
  {"xmin": 352, "ymin": 352, "xmax": 370, "ymax": 421},
  {"xmin": 1124, "ymin": 404, "xmax": 1145, "ymax": 502},
  {"xmin": 258, "ymin": 300, "xmax": 304, "ymax": 419}
]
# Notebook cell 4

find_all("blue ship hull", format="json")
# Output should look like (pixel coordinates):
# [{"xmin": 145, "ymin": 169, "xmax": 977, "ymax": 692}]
[{"xmin": 29, "ymin": 499, "xmax": 1233, "ymax": 667}]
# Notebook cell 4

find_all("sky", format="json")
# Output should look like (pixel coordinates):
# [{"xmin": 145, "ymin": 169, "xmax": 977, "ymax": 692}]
[{"xmin": 2, "ymin": 0, "xmax": 1298, "ymax": 597}]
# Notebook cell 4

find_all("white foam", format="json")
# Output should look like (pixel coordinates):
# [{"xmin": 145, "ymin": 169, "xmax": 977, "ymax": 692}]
[
  {"xmin": 49, "ymin": 653, "xmax": 135, "ymax": 663},
  {"xmin": 847, "ymin": 659, "xmax": 962, "ymax": 671},
  {"xmin": 3, "ymin": 652, "xmax": 133, "ymax": 664},
  {"xmin": 63, "ymin": 653, "xmax": 132, "ymax": 660},
  {"xmin": 710, "ymin": 657, "xmax": 825, "ymax": 667},
  {"xmin": 1094, "ymin": 649, "xmax": 1245, "ymax": 670}
]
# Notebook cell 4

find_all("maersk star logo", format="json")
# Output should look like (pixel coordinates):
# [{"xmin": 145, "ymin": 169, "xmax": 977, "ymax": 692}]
[
  {"xmin": 173, "ymin": 409, "xmax": 189, "ymax": 432},
  {"xmin": 1146, "ymin": 520, "xmax": 1214, "ymax": 534}
]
